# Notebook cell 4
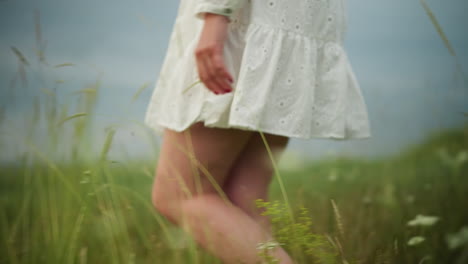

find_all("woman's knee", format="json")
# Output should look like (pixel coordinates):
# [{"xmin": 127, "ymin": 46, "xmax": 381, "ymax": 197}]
[
  {"xmin": 151, "ymin": 178, "xmax": 176, "ymax": 222},
  {"xmin": 151, "ymin": 165, "xmax": 228, "ymax": 224},
  {"xmin": 150, "ymin": 166, "xmax": 191, "ymax": 224}
]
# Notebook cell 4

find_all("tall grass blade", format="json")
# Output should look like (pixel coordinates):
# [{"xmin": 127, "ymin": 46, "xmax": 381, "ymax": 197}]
[
  {"xmin": 330, "ymin": 199, "xmax": 344, "ymax": 239},
  {"xmin": 65, "ymin": 206, "xmax": 87, "ymax": 264},
  {"xmin": 258, "ymin": 131, "xmax": 294, "ymax": 221},
  {"xmin": 73, "ymin": 88, "xmax": 97, "ymax": 95},
  {"xmin": 100, "ymin": 127, "xmax": 116, "ymax": 162},
  {"xmin": 56, "ymin": 112, "xmax": 87, "ymax": 127},
  {"xmin": 419, "ymin": 0, "xmax": 468, "ymax": 88},
  {"xmin": 10, "ymin": 46, "xmax": 29, "ymax": 88},
  {"xmin": 182, "ymin": 80, "xmax": 202, "ymax": 94},
  {"xmin": 131, "ymin": 82, "xmax": 150, "ymax": 103},
  {"xmin": 54, "ymin": 63, "xmax": 75, "ymax": 68},
  {"xmin": 10, "ymin": 46, "xmax": 29, "ymax": 66},
  {"xmin": 34, "ymin": 8, "xmax": 47, "ymax": 65}
]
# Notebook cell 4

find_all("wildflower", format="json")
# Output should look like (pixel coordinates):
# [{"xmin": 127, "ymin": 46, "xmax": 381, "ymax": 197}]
[
  {"xmin": 407, "ymin": 236, "xmax": 425, "ymax": 246},
  {"xmin": 446, "ymin": 226, "xmax": 468, "ymax": 250},
  {"xmin": 407, "ymin": 214, "xmax": 440, "ymax": 227},
  {"xmin": 257, "ymin": 240, "xmax": 284, "ymax": 251}
]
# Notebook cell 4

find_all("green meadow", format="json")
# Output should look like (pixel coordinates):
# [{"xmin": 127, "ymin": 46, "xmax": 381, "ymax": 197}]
[{"xmin": 1, "ymin": 100, "xmax": 468, "ymax": 264}]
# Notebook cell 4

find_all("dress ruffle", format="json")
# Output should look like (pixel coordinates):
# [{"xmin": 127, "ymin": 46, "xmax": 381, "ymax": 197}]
[{"xmin": 144, "ymin": 18, "xmax": 371, "ymax": 140}]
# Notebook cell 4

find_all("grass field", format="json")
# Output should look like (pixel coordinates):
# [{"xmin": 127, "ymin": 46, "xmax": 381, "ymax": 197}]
[{"xmin": 1, "ymin": 120, "xmax": 467, "ymax": 263}]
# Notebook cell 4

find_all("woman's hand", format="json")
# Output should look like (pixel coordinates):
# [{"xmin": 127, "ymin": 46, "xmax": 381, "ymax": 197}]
[{"xmin": 194, "ymin": 13, "xmax": 234, "ymax": 95}]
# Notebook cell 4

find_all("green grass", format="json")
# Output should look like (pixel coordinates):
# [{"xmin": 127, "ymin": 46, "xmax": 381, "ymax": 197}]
[{"xmin": 1, "ymin": 120, "xmax": 467, "ymax": 263}]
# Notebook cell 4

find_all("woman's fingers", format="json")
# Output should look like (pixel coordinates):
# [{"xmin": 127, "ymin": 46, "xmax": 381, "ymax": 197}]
[
  {"xmin": 195, "ymin": 48, "xmax": 218, "ymax": 94},
  {"xmin": 199, "ymin": 51, "xmax": 221, "ymax": 94},
  {"xmin": 204, "ymin": 48, "xmax": 228, "ymax": 94},
  {"xmin": 210, "ymin": 50, "xmax": 234, "ymax": 93},
  {"xmin": 195, "ymin": 44, "xmax": 234, "ymax": 95}
]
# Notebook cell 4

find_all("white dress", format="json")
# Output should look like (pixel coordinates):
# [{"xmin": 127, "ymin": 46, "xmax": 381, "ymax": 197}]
[{"xmin": 144, "ymin": 0, "xmax": 372, "ymax": 140}]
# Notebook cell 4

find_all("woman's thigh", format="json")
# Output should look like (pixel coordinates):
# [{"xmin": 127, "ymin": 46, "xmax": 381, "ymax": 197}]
[
  {"xmin": 152, "ymin": 122, "xmax": 254, "ymax": 214},
  {"xmin": 222, "ymin": 131, "xmax": 290, "ymax": 214}
]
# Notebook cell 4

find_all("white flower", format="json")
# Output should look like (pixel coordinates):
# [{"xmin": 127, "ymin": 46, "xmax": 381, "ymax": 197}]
[
  {"xmin": 407, "ymin": 236, "xmax": 425, "ymax": 246},
  {"xmin": 407, "ymin": 214, "xmax": 440, "ymax": 227},
  {"xmin": 257, "ymin": 240, "xmax": 284, "ymax": 250},
  {"xmin": 446, "ymin": 226, "xmax": 468, "ymax": 250}
]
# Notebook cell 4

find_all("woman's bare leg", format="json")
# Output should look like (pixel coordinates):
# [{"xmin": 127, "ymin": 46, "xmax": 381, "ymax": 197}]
[
  {"xmin": 223, "ymin": 132, "xmax": 290, "ymax": 235},
  {"xmin": 151, "ymin": 122, "xmax": 294, "ymax": 264}
]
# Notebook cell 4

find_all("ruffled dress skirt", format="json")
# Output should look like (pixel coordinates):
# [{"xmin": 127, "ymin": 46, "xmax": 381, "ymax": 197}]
[{"xmin": 144, "ymin": 0, "xmax": 372, "ymax": 140}]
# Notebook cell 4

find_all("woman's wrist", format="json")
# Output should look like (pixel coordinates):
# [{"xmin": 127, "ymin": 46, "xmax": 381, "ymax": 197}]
[
  {"xmin": 204, "ymin": 12, "xmax": 230, "ymax": 23},
  {"xmin": 200, "ymin": 12, "xmax": 229, "ymax": 43}
]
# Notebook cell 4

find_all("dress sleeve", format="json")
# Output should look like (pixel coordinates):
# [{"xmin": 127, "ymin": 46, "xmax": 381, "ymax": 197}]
[{"xmin": 194, "ymin": 0, "xmax": 248, "ymax": 22}]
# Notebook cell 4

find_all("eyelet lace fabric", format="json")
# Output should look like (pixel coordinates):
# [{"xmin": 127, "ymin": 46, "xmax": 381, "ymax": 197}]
[{"xmin": 144, "ymin": 0, "xmax": 372, "ymax": 140}]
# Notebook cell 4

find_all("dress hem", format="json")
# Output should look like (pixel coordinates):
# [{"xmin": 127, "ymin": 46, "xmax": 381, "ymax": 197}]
[{"xmin": 145, "ymin": 118, "xmax": 371, "ymax": 141}]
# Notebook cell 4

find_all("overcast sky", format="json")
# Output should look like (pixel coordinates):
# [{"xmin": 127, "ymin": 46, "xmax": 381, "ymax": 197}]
[{"xmin": 1, "ymin": 0, "xmax": 467, "ymax": 163}]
